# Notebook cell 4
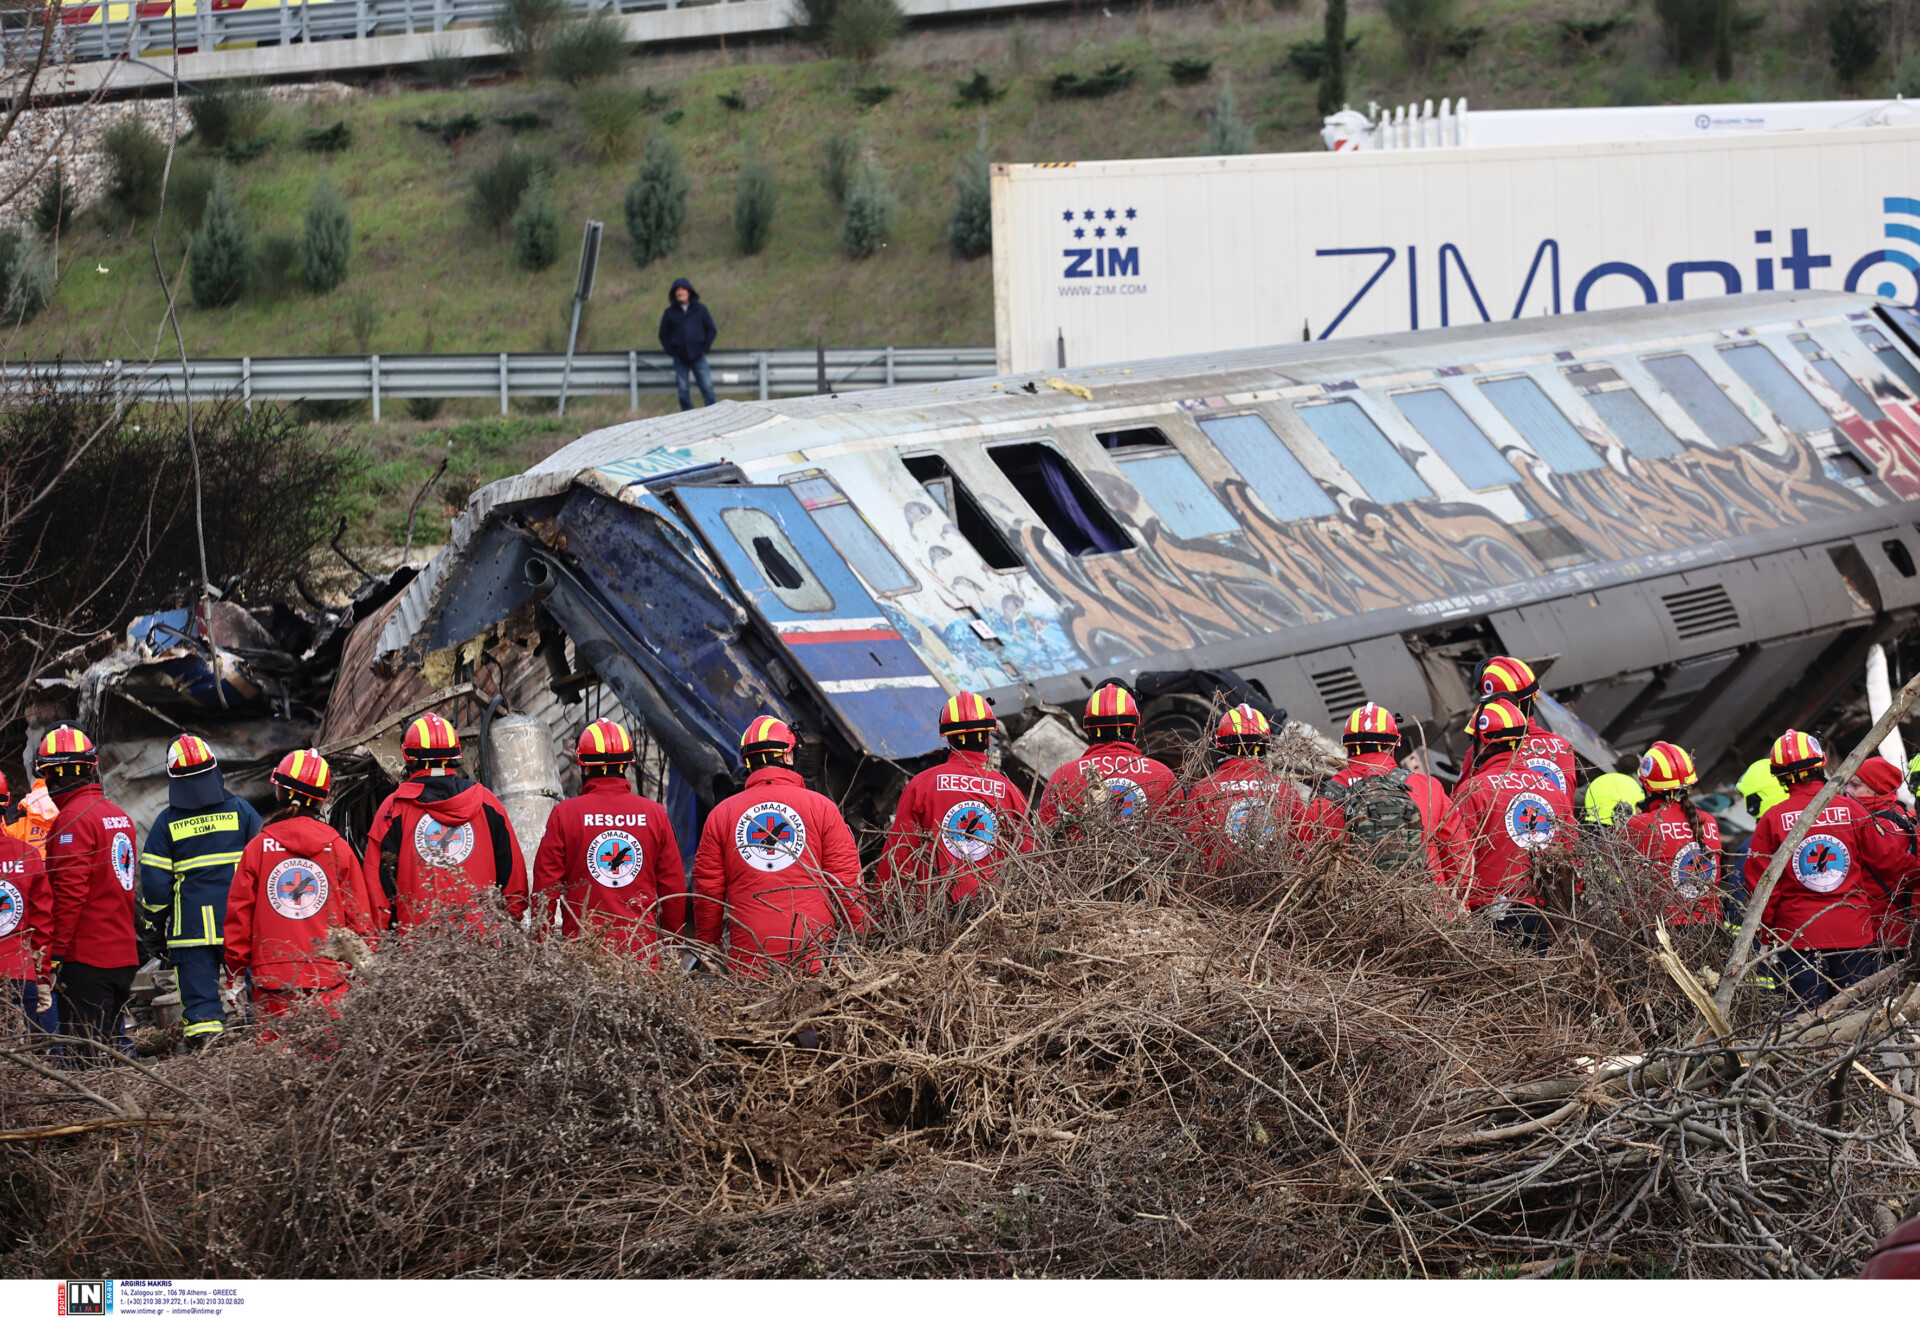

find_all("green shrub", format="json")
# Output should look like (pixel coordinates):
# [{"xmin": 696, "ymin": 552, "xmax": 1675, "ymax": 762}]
[
  {"xmin": 1285, "ymin": 34, "xmax": 1360, "ymax": 79},
  {"xmin": 1202, "ymin": 79, "xmax": 1253, "ymax": 156},
  {"xmin": 542, "ymin": 11, "xmax": 627, "ymax": 86},
  {"xmin": 187, "ymin": 81, "xmax": 269, "ymax": 149},
  {"xmin": 347, "ymin": 293, "xmax": 380, "ymax": 352},
  {"xmin": 468, "ymin": 148, "xmax": 535, "ymax": 236},
  {"xmin": 101, "ymin": 118, "xmax": 167, "ymax": 222},
  {"xmin": 0, "ymin": 227, "xmax": 53, "ymax": 322},
  {"xmin": 578, "ymin": 86, "xmax": 644, "ymax": 160},
  {"xmin": 948, "ymin": 135, "xmax": 991, "ymax": 261},
  {"xmin": 841, "ymin": 156, "xmax": 895, "ymax": 259},
  {"xmin": 511, "ymin": 180, "xmax": 561, "ymax": 270},
  {"xmin": 850, "ymin": 83, "xmax": 894, "ymax": 107},
  {"xmin": 487, "ymin": 0, "xmax": 570, "ymax": 70},
  {"xmin": 412, "ymin": 111, "xmax": 484, "ymax": 145},
  {"xmin": 189, "ymin": 169, "xmax": 251, "ymax": 309},
  {"xmin": 168, "ymin": 156, "xmax": 219, "ymax": 230},
  {"xmin": 252, "ymin": 229, "xmax": 301, "ymax": 301},
  {"xmin": 1382, "ymin": 0, "xmax": 1457, "ymax": 66},
  {"xmin": 954, "ymin": 69, "xmax": 1006, "ymax": 105},
  {"xmin": 829, "ymin": 0, "xmax": 902, "ymax": 64},
  {"xmin": 623, "ymin": 134, "xmax": 688, "ymax": 266},
  {"xmin": 302, "ymin": 121, "xmax": 352, "ymax": 152},
  {"xmin": 1653, "ymin": 0, "xmax": 1719, "ymax": 65},
  {"xmin": 1557, "ymin": 16, "xmax": 1630, "ymax": 51},
  {"xmin": 792, "ymin": 0, "xmax": 839, "ymax": 44},
  {"xmin": 733, "ymin": 138, "xmax": 776, "ymax": 256},
  {"xmin": 661, "ymin": 108, "xmax": 684, "ymax": 126},
  {"xmin": 220, "ymin": 134, "xmax": 274, "ymax": 166},
  {"xmin": 637, "ymin": 87, "xmax": 673, "ymax": 112},
  {"xmin": 1050, "ymin": 62, "xmax": 1135, "ymax": 98},
  {"xmin": 299, "ymin": 176, "xmax": 351, "ymax": 294},
  {"xmin": 1317, "ymin": 0, "xmax": 1348, "ymax": 115},
  {"xmin": 495, "ymin": 109, "xmax": 548, "ymax": 132},
  {"xmin": 31, "ymin": 164, "xmax": 74, "ymax": 238},
  {"xmin": 1166, "ymin": 57, "xmax": 1212, "ymax": 86},
  {"xmin": 717, "ymin": 88, "xmax": 749, "ymax": 111},
  {"xmin": 423, "ymin": 40, "xmax": 469, "ymax": 88},
  {"xmin": 1829, "ymin": 0, "xmax": 1883, "ymax": 89},
  {"xmin": 819, "ymin": 130, "xmax": 857, "ymax": 204}
]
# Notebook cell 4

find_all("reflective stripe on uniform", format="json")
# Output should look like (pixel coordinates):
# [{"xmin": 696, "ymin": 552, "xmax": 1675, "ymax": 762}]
[
  {"xmin": 140, "ymin": 852, "xmax": 175, "ymax": 871},
  {"xmin": 174, "ymin": 851, "xmax": 245, "ymax": 872},
  {"xmin": 167, "ymin": 905, "xmax": 222, "ymax": 948},
  {"xmin": 182, "ymin": 1019, "xmax": 224, "ymax": 1037}
]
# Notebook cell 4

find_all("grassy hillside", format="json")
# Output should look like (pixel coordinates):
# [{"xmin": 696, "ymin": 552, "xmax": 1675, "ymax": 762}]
[{"xmin": 7, "ymin": 0, "xmax": 1869, "ymax": 366}]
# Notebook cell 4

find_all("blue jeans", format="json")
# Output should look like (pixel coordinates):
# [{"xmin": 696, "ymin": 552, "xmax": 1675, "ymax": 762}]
[
  {"xmin": 11, "ymin": 978, "xmax": 58, "ymax": 1035},
  {"xmin": 674, "ymin": 356, "xmax": 715, "ymax": 410}
]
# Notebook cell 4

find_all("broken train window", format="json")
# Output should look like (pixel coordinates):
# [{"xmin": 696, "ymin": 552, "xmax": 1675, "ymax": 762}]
[
  {"xmin": 984, "ymin": 441, "xmax": 1134, "ymax": 558},
  {"xmin": 784, "ymin": 470, "xmax": 918, "ymax": 596},
  {"xmin": 718, "ymin": 507, "xmax": 835, "ymax": 612},
  {"xmin": 900, "ymin": 453, "xmax": 1025, "ymax": 571}
]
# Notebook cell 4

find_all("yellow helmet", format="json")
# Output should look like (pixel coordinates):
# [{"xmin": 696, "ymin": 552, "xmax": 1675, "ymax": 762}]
[
  {"xmin": 1737, "ymin": 758, "xmax": 1789, "ymax": 817},
  {"xmin": 1584, "ymin": 773, "xmax": 1644, "ymax": 826}
]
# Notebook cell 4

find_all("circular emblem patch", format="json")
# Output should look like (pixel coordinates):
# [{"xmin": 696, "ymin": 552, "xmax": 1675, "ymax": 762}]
[
  {"xmin": 1671, "ymin": 841, "xmax": 1717, "ymax": 899},
  {"xmin": 1523, "ymin": 757, "xmax": 1567, "ymax": 794},
  {"xmin": 939, "ymin": 800, "xmax": 999, "ymax": 862},
  {"xmin": 1106, "ymin": 777, "xmax": 1147, "ymax": 821},
  {"xmin": 0, "ymin": 879, "xmax": 22, "ymax": 939},
  {"xmin": 587, "ymin": 829, "xmax": 644, "ymax": 888},
  {"xmin": 1792, "ymin": 833, "xmax": 1850, "ymax": 893},
  {"xmin": 1504, "ymin": 792, "xmax": 1558, "ymax": 850},
  {"xmin": 1224, "ymin": 795, "xmax": 1269, "ymax": 843},
  {"xmin": 111, "ymin": 832, "xmax": 136, "ymax": 891},
  {"xmin": 266, "ymin": 856, "xmax": 330, "ymax": 920},
  {"xmin": 734, "ymin": 801, "xmax": 807, "ymax": 872},
  {"xmin": 414, "ymin": 814, "xmax": 475, "ymax": 868}
]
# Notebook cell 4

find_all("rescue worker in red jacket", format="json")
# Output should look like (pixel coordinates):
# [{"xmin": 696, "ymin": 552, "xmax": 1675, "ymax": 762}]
[
  {"xmin": 877, "ymin": 692, "xmax": 1033, "ymax": 903},
  {"xmin": 225, "ymin": 750, "xmax": 380, "ymax": 1020},
  {"xmin": 366, "ymin": 713, "xmax": 526, "ymax": 933},
  {"xmin": 1622, "ymin": 742, "xmax": 1723, "ymax": 926},
  {"xmin": 1746, "ymin": 730, "xmax": 1917, "ymax": 1006},
  {"xmin": 1843, "ymin": 754, "xmax": 1915, "ymax": 957},
  {"xmin": 1448, "ymin": 699, "xmax": 1574, "ymax": 949},
  {"xmin": 0, "ymin": 770, "xmax": 57, "ymax": 1037},
  {"xmin": 693, "ymin": 717, "xmax": 867, "ymax": 975},
  {"xmin": 1184, "ymin": 705, "xmax": 1335, "ymax": 870},
  {"xmin": 1038, "ymin": 685, "xmax": 1180, "ymax": 833},
  {"xmin": 1320, "ymin": 704, "xmax": 1467, "ymax": 885},
  {"xmin": 522, "ymin": 718, "xmax": 685, "ymax": 963},
  {"xmin": 38, "ymin": 726, "xmax": 140, "ymax": 1055},
  {"xmin": 1457, "ymin": 656, "xmax": 1577, "ymax": 793}
]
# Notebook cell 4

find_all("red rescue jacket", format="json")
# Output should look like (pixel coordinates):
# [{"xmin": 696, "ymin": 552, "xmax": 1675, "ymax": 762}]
[
  {"xmin": 1849, "ymin": 786, "xmax": 1916, "ymax": 949},
  {"xmin": 1327, "ymin": 751, "xmax": 1469, "ymax": 885},
  {"xmin": 1623, "ymin": 800, "xmax": 1724, "ymax": 925},
  {"xmin": 0, "ymin": 831, "xmax": 51, "ymax": 981},
  {"xmin": 876, "ymin": 749, "xmax": 1033, "ymax": 902},
  {"xmin": 523, "ymin": 775, "xmax": 685, "ymax": 961},
  {"xmin": 1037, "ymin": 740, "xmax": 1180, "ymax": 831},
  {"xmin": 1458, "ymin": 722, "xmax": 1577, "ymax": 795},
  {"xmin": 224, "ymin": 815, "xmax": 380, "ymax": 991},
  {"xmin": 45, "ymin": 783, "xmax": 140, "ymax": 969},
  {"xmin": 1747, "ymin": 780, "xmax": 1916, "ymax": 951},
  {"xmin": 692, "ymin": 765, "xmax": 866, "ymax": 975},
  {"xmin": 1448, "ymin": 750, "xmax": 1574, "ymax": 910},
  {"xmin": 1183, "ymin": 756, "xmax": 1338, "ymax": 871},
  {"xmin": 366, "ymin": 772, "xmax": 526, "ymax": 932}
]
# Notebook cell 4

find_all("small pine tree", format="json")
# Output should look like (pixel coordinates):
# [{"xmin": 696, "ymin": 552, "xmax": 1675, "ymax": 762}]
[
  {"xmin": 733, "ymin": 138, "xmax": 777, "ymax": 256},
  {"xmin": 1317, "ymin": 0, "xmax": 1348, "ymax": 118},
  {"xmin": 512, "ymin": 179, "xmax": 561, "ymax": 270},
  {"xmin": 1202, "ymin": 80, "xmax": 1254, "ymax": 156},
  {"xmin": 31, "ymin": 165, "xmax": 74, "ymax": 239},
  {"xmin": 948, "ymin": 134, "xmax": 991, "ymax": 261},
  {"xmin": 190, "ymin": 168, "xmax": 251, "ymax": 309},
  {"xmin": 0, "ymin": 227, "xmax": 53, "ymax": 322},
  {"xmin": 841, "ymin": 156, "xmax": 896, "ymax": 260},
  {"xmin": 624, "ymin": 135, "xmax": 689, "ymax": 267},
  {"xmin": 1829, "ymin": 0, "xmax": 1883, "ymax": 90},
  {"xmin": 299, "ymin": 175, "xmax": 351, "ymax": 294}
]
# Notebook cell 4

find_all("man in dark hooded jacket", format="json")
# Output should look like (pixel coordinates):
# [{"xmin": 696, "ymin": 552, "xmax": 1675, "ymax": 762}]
[{"xmin": 657, "ymin": 277, "xmax": 718, "ymax": 411}]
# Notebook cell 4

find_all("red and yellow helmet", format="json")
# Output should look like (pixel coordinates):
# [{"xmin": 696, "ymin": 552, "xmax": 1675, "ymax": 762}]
[
  {"xmin": 1474, "ymin": 698, "xmax": 1529, "ymax": 743},
  {"xmin": 402, "ymin": 711, "xmax": 461, "ymax": 762},
  {"xmin": 938, "ymin": 691, "xmax": 997, "ymax": 739},
  {"xmin": 166, "ymin": 734, "xmax": 217, "ymax": 777},
  {"xmin": 270, "ymin": 748, "xmax": 333, "ymax": 802},
  {"xmin": 36, "ymin": 725, "xmax": 97, "ymax": 768},
  {"xmin": 1637, "ymin": 741, "xmax": 1697, "ymax": 793},
  {"xmin": 1770, "ymin": 729, "xmax": 1825, "ymax": 777},
  {"xmin": 576, "ymin": 717, "xmax": 636, "ymax": 767},
  {"xmin": 1342, "ymin": 702, "xmax": 1399, "ymax": 746},
  {"xmin": 1215, "ymin": 704, "xmax": 1271, "ymax": 749},
  {"xmin": 1083, "ymin": 684, "xmax": 1141, "ymax": 731},
  {"xmin": 1479, "ymin": 656, "xmax": 1540, "ymax": 703},
  {"xmin": 741, "ymin": 715, "xmax": 797, "ymax": 758}
]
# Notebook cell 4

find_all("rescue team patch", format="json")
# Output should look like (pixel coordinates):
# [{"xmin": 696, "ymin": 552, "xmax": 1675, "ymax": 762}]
[
  {"xmin": 1792, "ymin": 833, "xmax": 1850, "ymax": 893},
  {"xmin": 414, "ymin": 815, "xmax": 476, "ymax": 868},
  {"xmin": 111, "ymin": 833, "xmax": 137, "ymax": 890},
  {"xmin": 266, "ymin": 857, "xmax": 330, "ymax": 920},
  {"xmin": 1224, "ymin": 796, "xmax": 1269, "ymax": 842},
  {"xmin": 0, "ymin": 879, "xmax": 22, "ymax": 938},
  {"xmin": 938, "ymin": 800, "xmax": 999, "ymax": 862},
  {"xmin": 1671, "ymin": 842, "xmax": 1717, "ymax": 898},
  {"xmin": 588, "ymin": 829, "xmax": 645, "ymax": 888},
  {"xmin": 1523, "ymin": 758, "xmax": 1567, "ymax": 793},
  {"xmin": 1504, "ymin": 793, "xmax": 1557, "ymax": 850},
  {"xmin": 735, "ymin": 802, "xmax": 807, "ymax": 872},
  {"xmin": 1106, "ymin": 777, "xmax": 1147, "ymax": 821}
]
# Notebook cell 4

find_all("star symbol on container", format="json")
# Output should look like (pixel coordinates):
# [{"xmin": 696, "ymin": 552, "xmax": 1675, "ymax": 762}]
[
  {"xmin": 1083, "ymin": 208, "xmax": 1095, "ymax": 220},
  {"xmin": 1073, "ymin": 227, "xmax": 1084, "ymax": 238},
  {"xmin": 1061, "ymin": 209, "xmax": 1073, "ymax": 222},
  {"xmin": 1104, "ymin": 208, "xmax": 1116, "ymax": 220},
  {"xmin": 1094, "ymin": 226, "xmax": 1106, "ymax": 238},
  {"xmin": 1116, "ymin": 226, "xmax": 1127, "ymax": 237},
  {"xmin": 1125, "ymin": 207, "xmax": 1137, "ymax": 219}
]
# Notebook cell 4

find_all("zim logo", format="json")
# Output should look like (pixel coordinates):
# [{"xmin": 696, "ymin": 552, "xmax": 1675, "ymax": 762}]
[
  {"xmin": 110, "ymin": 833, "xmax": 135, "ymax": 891},
  {"xmin": 939, "ymin": 800, "xmax": 999, "ymax": 863},
  {"xmin": 0, "ymin": 878, "xmax": 21, "ymax": 938},
  {"xmin": 587, "ymin": 829, "xmax": 644, "ymax": 888},
  {"xmin": 1060, "ymin": 203, "xmax": 1142, "ymax": 282},
  {"xmin": 1504, "ymin": 792, "xmax": 1557, "ymax": 850},
  {"xmin": 414, "ymin": 815, "xmax": 476, "ymax": 868},
  {"xmin": 1671, "ymin": 841, "xmax": 1718, "ymax": 899},
  {"xmin": 267, "ymin": 857, "xmax": 330, "ymax": 920},
  {"xmin": 734, "ymin": 802, "xmax": 807, "ymax": 872},
  {"xmin": 1792, "ymin": 833, "xmax": 1851, "ymax": 893}
]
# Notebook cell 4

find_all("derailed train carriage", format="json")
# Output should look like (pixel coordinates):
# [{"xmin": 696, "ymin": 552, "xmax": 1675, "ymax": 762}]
[{"xmin": 372, "ymin": 289, "xmax": 1920, "ymax": 832}]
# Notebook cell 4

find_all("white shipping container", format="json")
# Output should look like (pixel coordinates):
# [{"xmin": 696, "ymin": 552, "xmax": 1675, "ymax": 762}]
[{"xmin": 990, "ymin": 126, "xmax": 1920, "ymax": 374}]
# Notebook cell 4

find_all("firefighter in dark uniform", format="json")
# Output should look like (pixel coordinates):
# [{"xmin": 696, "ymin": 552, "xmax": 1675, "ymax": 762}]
[{"xmin": 139, "ymin": 735, "xmax": 263, "ymax": 1048}]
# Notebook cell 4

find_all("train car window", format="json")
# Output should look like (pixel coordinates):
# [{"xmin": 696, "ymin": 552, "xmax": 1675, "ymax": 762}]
[
  {"xmin": 1855, "ymin": 325, "xmax": 1920, "ymax": 399},
  {"xmin": 900, "ymin": 454, "xmax": 1024, "ymax": 571},
  {"xmin": 1718, "ymin": 343, "xmax": 1833, "ymax": 434},
  {"xmin": 1640, "ymin": 354, "xmax": 1765, "ymax": 446},
  {"xmin": 784, "ymin": 473, "xmax": 918, "ymax": 596},
  {"xmin": 986, "ymin": 442, "xmax": 1134, "ymax": 557},
  {"xmin": 1292, "ymin": 399, "xmax": 1433, "ymax": 503},
  {"xmin": 1476, "ymin": 376, "xmax": 1605, "ymax": 471},
  {"xmin": 1792, "ymin": 334, "xmax": 1886, "ymax": 420},
  {"xmin": 1390, "ymin": 388, "xmax": 1520, "ymax": 489},
  {"xmin": 1094, "ymin": 427, "xmax": 1242, "ymax": 539},
  {"xmin": 718, "ymin": 508, "xmax": 835, "ymax": 612},
  {"xmin": 1195, "ymin": 414, "xmax": 1339, "ymax": 522},
  {"xmin": 1561, "ymin": 364, "xmax": 1684, "ymax": 459}
]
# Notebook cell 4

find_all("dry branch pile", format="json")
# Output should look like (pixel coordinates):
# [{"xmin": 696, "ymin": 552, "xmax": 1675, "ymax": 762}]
[{"xmin": 3, "ymin": 813, "xmax": 1918, "ymax": 1279}]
